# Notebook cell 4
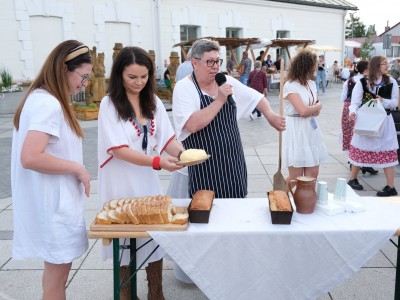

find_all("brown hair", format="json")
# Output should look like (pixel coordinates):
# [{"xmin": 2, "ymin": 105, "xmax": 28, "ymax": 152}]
[
  {"xmin": 368, "ymin": 56, "xmax": 390, "ymax": 87},
  {"xmin": 107, "ymin": 46, "xmax": 156, "ymax": 121},
  {"xmin": 13, "ymin": 40, "xmax": 92, "ymax": 137},
  {"xmin": 286, "ymin": 50, "xmax": 317, "ymax": 86}
]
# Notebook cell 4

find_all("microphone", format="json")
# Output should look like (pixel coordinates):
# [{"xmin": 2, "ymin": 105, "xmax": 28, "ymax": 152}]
[{"xmin": 215, "ymin": 73, "xmax": 236, "ymax": 108}]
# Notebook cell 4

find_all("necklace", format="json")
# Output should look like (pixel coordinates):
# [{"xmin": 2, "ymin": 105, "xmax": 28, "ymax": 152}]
[{"xmin": 129, "ymin": 117, "xmax": 155, "ymax": 153}]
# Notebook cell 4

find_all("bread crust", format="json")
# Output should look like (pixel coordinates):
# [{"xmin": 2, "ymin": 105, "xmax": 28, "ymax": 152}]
[
  {"xmin": 269, "ymin": 191, "xmax": 292, "ymax": 211},
  {"xmin": 191, "ymin": 190, "xmax": 214, "ymax": 210},
  {"xmin": 97, "ymin": 195, "xmax": 188, "ymax": 225}
]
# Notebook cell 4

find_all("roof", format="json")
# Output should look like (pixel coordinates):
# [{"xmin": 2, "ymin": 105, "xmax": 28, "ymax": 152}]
[
  {"xmin": 266, "ymin": 0, "xmax": 357, "ymax": 10},
  {"xmin": 266, "ymin": 38, "xmax": 315, "ymax": 48},
  {"xmin": 173, "ymin": 37, "xmax": 261, "ymax": 49},
  {"xmin": 378, "ymin": 22, "xmax": 400, "ymax": 37}
]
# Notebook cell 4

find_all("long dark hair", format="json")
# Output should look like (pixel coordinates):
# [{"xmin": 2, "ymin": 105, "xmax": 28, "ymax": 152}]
[
  {"xmin": 14, "ymin": 40, "xmax": 91, "ymax": 137},
  {"xmin": 368, "ymin": 56, "xmax": 390, "ymax": 87},
  {"xmin": 107, "ymin": 46, "xmax": 156, "ymax": 120}
]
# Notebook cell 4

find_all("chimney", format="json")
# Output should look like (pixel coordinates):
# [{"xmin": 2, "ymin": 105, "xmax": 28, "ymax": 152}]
[{"xmin": 384, "ymin": 20, "xmax": 390, "ymax": 32}]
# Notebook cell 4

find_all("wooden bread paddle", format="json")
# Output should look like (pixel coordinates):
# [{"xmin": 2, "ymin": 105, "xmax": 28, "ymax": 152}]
[{"xmin": 272, "ymin": 59, "xmax": 286, "ymax": 191}]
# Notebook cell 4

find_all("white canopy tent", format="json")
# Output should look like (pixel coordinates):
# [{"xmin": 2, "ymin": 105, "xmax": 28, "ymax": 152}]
[{"xmin": 345, "ymin": 40, "xmax": 362, "ymax": 48}]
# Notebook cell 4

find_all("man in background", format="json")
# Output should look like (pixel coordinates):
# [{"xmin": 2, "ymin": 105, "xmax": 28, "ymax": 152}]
[{"xmin": 239, "ymin": 51, "xmax": 252, "ymax": 85}]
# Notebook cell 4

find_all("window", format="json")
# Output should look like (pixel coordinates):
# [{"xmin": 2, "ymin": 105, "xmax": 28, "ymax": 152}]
[
  {"xmin": 226, "ymin": 28, "xmax": 242, "ymax": 66},
  {"xmin": 180, "ymin": 25, "xmax": 199, "ymax": 62},
  {"xmin": 180, "ymin": 25, "xmax": 198, "ymax": 42},
  {"xmin": 276, "ymin": 30, "xmax": 290, "ymax": 65}
]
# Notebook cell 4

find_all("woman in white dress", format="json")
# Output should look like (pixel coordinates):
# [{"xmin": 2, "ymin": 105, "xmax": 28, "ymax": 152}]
[
  {"xmin": 282, "ymin": 50, "xmax": 328, "ymax": 184},
  {"xmin": 98, "ymin": 46, "xmax": 184, "ymax": 299},
  {"xmin": 348, "ymin": 56, "xmax": 399, "ymax": 196},
  {"xmin": 11, "ymin": 40, "xmax": 92, "ymax": 299}
]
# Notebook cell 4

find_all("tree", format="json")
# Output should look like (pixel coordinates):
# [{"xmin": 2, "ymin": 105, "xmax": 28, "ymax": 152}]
[
  {"xmin": 345, "ymin": 13, "xmax": 366, "ymax": 38},
  {"xmin": 360, "ymin": 33, "xmax": 375, "ymax": 59}
]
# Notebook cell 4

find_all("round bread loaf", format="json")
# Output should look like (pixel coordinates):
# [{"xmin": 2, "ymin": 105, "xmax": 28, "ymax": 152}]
[{"xmin": 180, "ymin": 149, "xmax": 208, "ymax": 163}]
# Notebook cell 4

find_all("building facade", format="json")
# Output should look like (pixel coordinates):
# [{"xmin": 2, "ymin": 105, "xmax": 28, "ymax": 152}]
[{"xmin": 1, "ymin": 0, "xmax": 356, "ymax": 81}]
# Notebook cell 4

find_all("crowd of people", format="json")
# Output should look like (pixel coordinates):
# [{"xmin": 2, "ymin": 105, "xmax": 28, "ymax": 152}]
[{"xmin": 10, "ymin": 38, "xmax": 399, "ymax": 299}]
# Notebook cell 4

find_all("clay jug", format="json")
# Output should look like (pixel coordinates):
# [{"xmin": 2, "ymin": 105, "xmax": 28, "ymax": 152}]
[{"xmin": 289, "ymin": 176, "xmax": 317, "ymax": 214}]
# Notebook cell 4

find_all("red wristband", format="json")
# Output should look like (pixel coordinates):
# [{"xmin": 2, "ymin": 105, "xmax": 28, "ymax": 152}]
[{"xmin": 152, "ymin": 156, "xmax": 161, "ymax": 170}]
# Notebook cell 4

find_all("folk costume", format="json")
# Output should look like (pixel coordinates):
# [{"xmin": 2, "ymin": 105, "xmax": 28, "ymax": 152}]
[
  {"xmin": 340, "ymin": 73, "xmax": 364, "ymax": 151},
  {"xmin": 348, "ymin": 77, "xmax": 399, "ymax": 167},
  {"xmin": 98, "ymin": 95, "xmax": 175, "ymax": 266}
]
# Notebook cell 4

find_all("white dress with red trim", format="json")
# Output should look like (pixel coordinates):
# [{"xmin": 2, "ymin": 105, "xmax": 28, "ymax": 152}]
[
  {"xmin": 348, "ymin": 77, "xmax": 399, "ymax": 167},
  {"xmin": 98, "ymin": 95, "xmax": 175, "ymax": 266}
]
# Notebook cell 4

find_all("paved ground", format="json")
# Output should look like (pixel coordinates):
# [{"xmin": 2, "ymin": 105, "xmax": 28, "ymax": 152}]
[{"xmin": 0, "ymin": 82, "xmax": 399, "ymax": 299}]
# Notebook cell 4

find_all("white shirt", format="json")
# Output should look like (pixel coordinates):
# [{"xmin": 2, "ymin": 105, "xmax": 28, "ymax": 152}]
[
  {"xmin": 175, "ymin": 61, "xmax": 193, "ymax": 82},
  {"xmin": 98, "ymin": 95, "xmax": 174, "ymax": 265},
  {"xmin": 349, "ymin": 76, "xmax": 399, "ymax": 115},
  {"xmin": 340, "ymin": 73, "xmax": 364, "ymax": 102},
  {"xmin": 172, "ymin": 75, "xmax": 264, "ymax": 142},
  {"xmin": 341, "ymin": 68, "xmax": 350, "ymax": 80},
  {"xmin": 11, "ymin": 89, "xmax": 88, "ymax": 264}
]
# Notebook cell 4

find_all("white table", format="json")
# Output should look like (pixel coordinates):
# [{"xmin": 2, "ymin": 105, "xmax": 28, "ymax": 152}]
[{"xmin": 150, "ymin": 197, "xmax": 400, "ymax": 300}]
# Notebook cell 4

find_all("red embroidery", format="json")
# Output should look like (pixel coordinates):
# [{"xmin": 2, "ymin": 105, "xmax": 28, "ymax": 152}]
[
  {"xmin": 160, "ymin": 135, "xmax": 176, "ymax": 154},
  {"xmin": 349, "ymin": 146, "xmax": 398, "ymax": 165},
  {"xmin": 129, "ymin": 118, "xmax": 155, "ymax": 136},
  {"xmin": 100, "ymin": 144, "xmax": 129, "ymax": 168}
]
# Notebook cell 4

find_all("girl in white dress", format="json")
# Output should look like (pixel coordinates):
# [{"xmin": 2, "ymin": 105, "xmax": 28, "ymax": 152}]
[
  {"xmin": 98, "ymin": 46, "xmax": 184, "ymax": 299},
  {"xmin": 348, "ymin": 56, "xmax": 399, "ymax": 196},
  {"xmin": 11, "ymin": 41, "xmax": 92, "ymax": 299},
  {"xmin": 282, "ymin": 50, "xmax": 328, "ymax": 184}
]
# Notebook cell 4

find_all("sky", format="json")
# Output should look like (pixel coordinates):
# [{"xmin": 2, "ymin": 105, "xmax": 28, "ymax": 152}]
[{"xmin": 346, "ymin": 0, "xmax": 399, "ymax": 35}]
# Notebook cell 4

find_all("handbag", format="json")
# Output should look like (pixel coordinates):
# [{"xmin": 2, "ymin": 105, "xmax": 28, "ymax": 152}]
[{"xmin": 354, "ymin": 100, "xmax": 387, "ymax": 137}]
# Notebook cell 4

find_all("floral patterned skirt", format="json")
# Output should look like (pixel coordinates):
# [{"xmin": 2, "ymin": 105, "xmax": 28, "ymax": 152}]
[
  {"xmin": 348, "ymin": 114, "xmax": 399, "ymax": 168},
  {"xmin": 348, "ymin": 146, "xmax": 398, "ymax": 167},
  {"xmin": 341, "ymin": 100, "xmax": 354, "ymax": 151}
]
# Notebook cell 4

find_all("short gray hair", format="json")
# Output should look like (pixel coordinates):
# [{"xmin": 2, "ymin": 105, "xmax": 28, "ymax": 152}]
[
  {"xmin": 191, "ymin": 39, "xmax": 220, "ymax": 59},
  {"xmin": 254, "ymin": 61, "xmax": 262, "ymax": 69}
]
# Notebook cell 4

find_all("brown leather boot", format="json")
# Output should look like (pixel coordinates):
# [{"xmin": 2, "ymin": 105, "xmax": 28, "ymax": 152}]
[
  {"xmin": 119, "ymin": 266, "xmax": 131, "ymax": 300},
  {"xmin": 146, "ymin": 259, "xmax": 165, "ymax": 300}
]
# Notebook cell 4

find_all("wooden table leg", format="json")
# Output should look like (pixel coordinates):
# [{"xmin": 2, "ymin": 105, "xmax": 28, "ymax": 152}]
[{"xmin": 113, "ymin": 238, "xmax": 120, "ymax": 300}]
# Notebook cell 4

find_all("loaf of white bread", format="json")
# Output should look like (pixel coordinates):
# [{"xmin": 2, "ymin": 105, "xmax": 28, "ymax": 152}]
[
  {"xmin": 95, "ymin": 195, "xmax": 188, "ymax": 225},
  {"xmin": 269, "ymin": 190, "xmax": 292, "ymax": 211},
  {"xmin": 190, "ymin": 190, "xmax": 214, "ymax": 210}
]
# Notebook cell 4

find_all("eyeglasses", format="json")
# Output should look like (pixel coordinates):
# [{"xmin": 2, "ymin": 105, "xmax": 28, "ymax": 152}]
[
  {"xmin": 194, "ymin": 58, "xmax": 223, "ymax": 67},
  {"xmin": 74, "ymin": 70, "xmax": 90, "ymax": 84}
]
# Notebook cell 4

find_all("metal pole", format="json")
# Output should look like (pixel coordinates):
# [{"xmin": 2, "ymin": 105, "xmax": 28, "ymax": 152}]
[
  {"xmin": 130, "ymin": 238, "xmax": 137, "ymax": 300},
  {"xmin": 394, "ymin": 236, "xmax": 400, "ymax": 300},
  {"xmin": 113, "ymin": 238, "xmax": 120, "ymax": 300}
]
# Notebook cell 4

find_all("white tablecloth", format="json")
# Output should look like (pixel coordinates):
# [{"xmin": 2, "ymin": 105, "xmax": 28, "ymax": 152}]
[{"xmin": 149, "ymin": 197, "xmax": 400, "ymax": 300}]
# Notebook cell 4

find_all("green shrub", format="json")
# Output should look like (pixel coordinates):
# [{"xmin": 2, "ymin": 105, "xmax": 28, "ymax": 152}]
[
  {"xmin": 74, "ymin": 103, "xmax": 98, "ymax": 109},
  {"xmin": 0, "ymin": 67, "xmax": 13, "ymax": 88}
]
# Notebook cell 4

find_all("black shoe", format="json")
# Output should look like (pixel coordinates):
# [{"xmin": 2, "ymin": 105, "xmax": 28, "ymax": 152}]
[
  {"xmin": 347, "ymin": 179, "xmax": 363, "ymax": 190},
  {"xmin": 361, "ymin": 167, "xmax": 379, "ymax": 175},
  {"xmin": 376, "ymin": 186, "xmax": 398, "ymax": 197}
]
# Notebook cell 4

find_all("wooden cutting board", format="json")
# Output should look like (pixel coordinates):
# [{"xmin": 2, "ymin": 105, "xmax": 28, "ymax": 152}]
[
  {"xmin": 90, "ymin": 220, "xmax": 188, "ymax": 232},
  {"xmin": 90, "ymin": 206, "xmax": 188, "ymax": 232}
]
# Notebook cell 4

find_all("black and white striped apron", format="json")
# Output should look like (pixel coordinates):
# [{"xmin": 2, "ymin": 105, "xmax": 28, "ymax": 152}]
[{"xmin": 182, "ymin": 72, "xmax": 247, "ymax": 198}]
